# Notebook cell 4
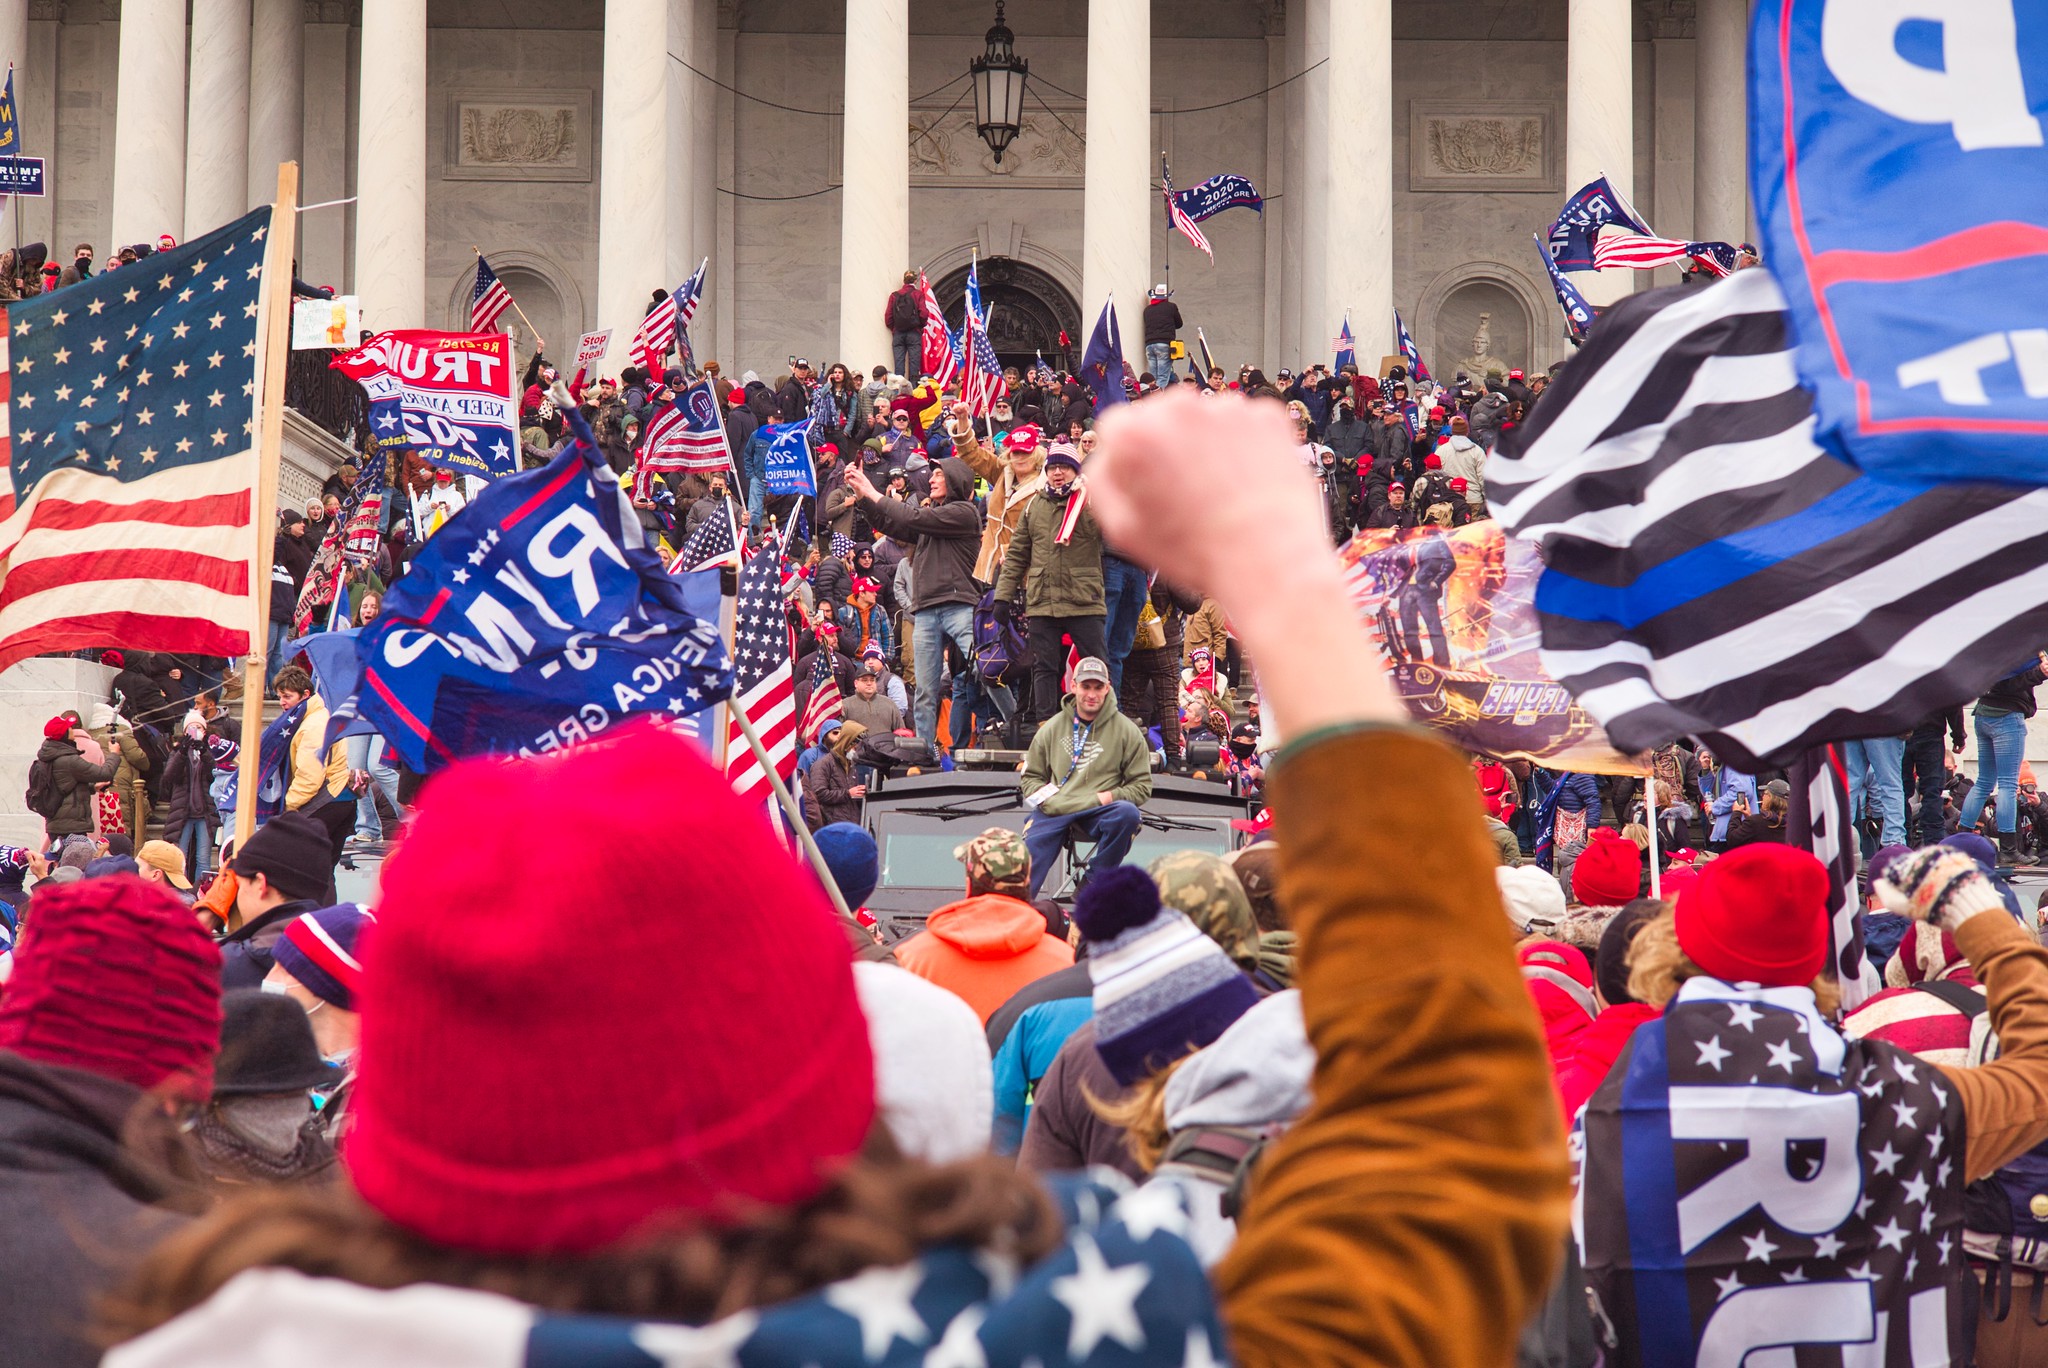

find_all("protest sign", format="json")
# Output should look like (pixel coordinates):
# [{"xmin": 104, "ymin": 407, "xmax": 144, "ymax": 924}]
[
  {"xmin": 575, "ymin": 329, "xmax": 612, "ymax": 367},
  {"xmin": 292, "ymin": 295, "xmax": 362, "ymax": 350}
]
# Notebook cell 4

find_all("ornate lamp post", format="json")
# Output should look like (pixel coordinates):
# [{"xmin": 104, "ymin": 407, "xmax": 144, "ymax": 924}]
[{"xmin": 969, "ymin": 2, "xmax": 1029, "ymax": 164}]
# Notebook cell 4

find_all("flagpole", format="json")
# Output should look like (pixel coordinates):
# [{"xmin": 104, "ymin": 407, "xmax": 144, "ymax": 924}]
[
  {"xmin": 473, "ymin": 245, "xmax": 545, "ymax": 353},
  {"xmin": 235, "ymin": 160, "xmax": 302, "ymax": 851},
  {"xmin": 729, "ymin": 690, "xmax": 853, "ymax": 919},
  {"xmin": 1646, "ymin": 774, "xmax": 1663, "ymax": 900}
]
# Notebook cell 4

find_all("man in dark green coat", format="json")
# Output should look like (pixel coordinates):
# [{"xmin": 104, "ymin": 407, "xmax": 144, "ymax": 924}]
[{"xmin": 994, "ymin": 446, "xmax": 1107, "ymax": 719}]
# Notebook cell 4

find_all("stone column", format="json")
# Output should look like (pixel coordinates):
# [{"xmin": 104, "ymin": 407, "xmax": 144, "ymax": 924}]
[
  {"xmin": 1296, "ymin": 0, "xmax": 1328, "ymax": 372},
  {"xmin": 1259, "ymin": 19, "xmax": 1285, "ymax": 370},
  {"xmin": 1694, "ymin": 0, "xmax": 1747, "ymax": 247},
  {"xmin": 597, "ymin": 0, "xmax": 667, "ymax": 370},
  {"xmin": 1277, "ymin": 8, "xmax": 1304, "ymax": 368},
  {"xmin": 0, "ymin": 0, "xmax": 24, "ymax": 129},
  {"xmin": 299, "ymin": 14, "xmax": 350, "ymax": 290},
  {"xmin": 690, "ymin": 0, "xmax": 718, "ymax": 350},
  {"xmin": 247, "ymin": 0, "xmax": 304, "ymax": 210},
  {"xmin": 354, "ymin": 0, "xmax": 426, "ymax": 332},
  {"xmin": 664, "ymin": 0, "xmax": 698, "ymax": 291},
  {"xmin": 1319, "ymin": 0, "xmax": 1391, "ymax": 366},
  {"xmin": 837, "ymin": 0, "xmax": 907, "ymax": 370},
  {"xmin": 1082, "ymin": 0, "xmax": 1149, "ymax": 371},
  {"xmin": 1566, "ymin": 0, "xmax": 1636, "ymax": 305},
  {"xmin": 184, "ymin": 0, "xmax": 250, "ymax": 239},
  {"xmin": 110, "ymin": 0, "xmax": 187, "ymax": 248}
]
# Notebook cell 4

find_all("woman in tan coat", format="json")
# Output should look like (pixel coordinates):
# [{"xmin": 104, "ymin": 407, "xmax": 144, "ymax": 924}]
[{"xmin": 945, "ymin": 400, "xmax": 1046, "ymax": 584}]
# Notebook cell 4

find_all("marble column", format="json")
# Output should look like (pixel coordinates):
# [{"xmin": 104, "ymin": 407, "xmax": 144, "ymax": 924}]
[
  {"xmin": 597, "ymin": 0, "xmax": 667, "ymax": 370},
  {"xmin": 1319, "ymin": 0, "xmax": 1391, "ymax": 367},
  {"xmin": 837, "ymin": 0, "xmax": 907, "ymax": 370},
  {"xmin": 1259, "ymin": 20, "xmax": 1285, "ymax": 370},
  {"xmin": 1082, "ymin": 0, "xmax": 1149, "ymax": 371},
  {"xmin": 0, "ymin": 0, "xmax": 24, "ymax": 131},
  {"xmin": 184, "ymin": 0, "xmax": 251, "ymax": 239},
  {"xmin": 247, "ymin": 0, "xmax": 305, "ymax": 211},
  {"xmin": 690, "ymin": 0, "xmax": 719, "ymax": 353},
  {"xmin": 1566, "ymin": 0, "xmax": 1637, "ymax": 305},
  {"xmin": 299, "ymin": 15, "xmax": 349, "ymax": 289},
  {"xmin": 1278, "ymin": 8, "xmax": 1304, "ymax": 368},
  {"xmin": 110, "ymin": 0, "xmax": 187, "ymax": 248},
  {"xmin": 1694, "ymin": 0, "xmax": 1747, "ymax": 247},
  {"xmin": 1296, "ymin": 0, "xmax": 1328, "ymax": 372},
  {"xmin": 665, "ymin": 0, "xmax": 699, "ymax": 292},
  {"xmin": 354, "ymin": 0, "xmax": 426, "ymax": 332}
]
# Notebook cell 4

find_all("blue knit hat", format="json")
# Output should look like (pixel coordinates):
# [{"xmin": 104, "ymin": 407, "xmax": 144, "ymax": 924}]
[
  {"xmin": 814, "ymin": 823, "xmax": 880, "ymax": 911},
  {"xmin": 1071, "ymin": 865, "xmax": 1261, "ymax": 1086},
  {"xmin": 272, "ymin": 903, "xmax": 373, "ymax": 1011}
]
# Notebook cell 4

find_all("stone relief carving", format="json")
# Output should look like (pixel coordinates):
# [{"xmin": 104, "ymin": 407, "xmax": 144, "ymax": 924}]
[
  {"xmin": 908, "ymin": 108, "xmax": 1084, "ymax": 187},
  {"xmin": 1426, "ymin": 118, "xmax": 1544, "ymax": 177},
  {"xmin": 28, "ymin": 1, "xmax": 65, "ymax": 20},
  {"xmin": 1408, "ymin": 100, "xmax": 1559, "ymax": 194},
  {"xmin": 445, "ymin": 90, "xmax": 593, "ymax": 182}
]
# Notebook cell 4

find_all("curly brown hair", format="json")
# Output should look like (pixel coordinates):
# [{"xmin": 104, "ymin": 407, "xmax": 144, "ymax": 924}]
[
  {"xmin": 1626, "ymin": 908, "xmax": 1841, "ymax": 1016},
  {"xmin": 102, "ymin": 1127, "xmax": 1062, "ymax": 1345}
]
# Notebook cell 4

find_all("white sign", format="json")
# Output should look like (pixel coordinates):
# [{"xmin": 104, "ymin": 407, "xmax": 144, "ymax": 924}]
[
  {"xmin": 575, "ymin": 329, "xmax": 613, "ymax": 366},
  {"xmin": 291, "ymin": 295, "xmax": 363, "ymax": 351}
]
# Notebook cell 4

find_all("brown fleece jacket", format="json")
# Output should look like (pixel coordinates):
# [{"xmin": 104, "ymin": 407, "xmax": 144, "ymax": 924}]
[{"xmin": 1215, "ymin": 724, "xmax": 1572, "ymax": 1367}]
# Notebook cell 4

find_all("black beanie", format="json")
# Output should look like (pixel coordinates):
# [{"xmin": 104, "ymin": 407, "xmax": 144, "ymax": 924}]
[
  {"xmin": 1596, "ymin": 898, "xmax": 1665, "ymax": 1006},
  {"xmin": 230, "ymin": 811, "xmax": 332, "ymax": 902}
]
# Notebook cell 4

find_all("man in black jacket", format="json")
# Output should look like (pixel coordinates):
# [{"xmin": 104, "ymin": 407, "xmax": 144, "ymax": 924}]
[
  {"xmin": 846, "ymin": 457, "xmax": 983, "ymax": 746},
  {"xmin": 1905, "ymin": 707, "xmax": 1967, "ymax": 849},
  {"xmin": 218, "ymin": 810, "xmax": 334, "ymax": 990},
  {"xmin": 1142, "ymin": 285, "xmax": 1182, "ymax": 387}
]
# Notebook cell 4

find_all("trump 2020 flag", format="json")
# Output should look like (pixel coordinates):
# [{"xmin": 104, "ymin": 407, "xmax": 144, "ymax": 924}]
[
  {"xmin": 1080, "ymin": 298, "xmax": 1127, "ymax": 410},
  {"xmin": 350, "ymin": 419, "xmax": 730, "ymax": 771},
  {"xmin": 1546, "ymin": 174, "xmax": 1650, "ymax": 272},
  {"xmin": 0, "ymin": 64, "xmax": 18, "ymax": 156},
  {"xmin": 331, "ymin": 331, "xmax": 519, "ymax": 482},
  {"xmin": 758, "ymin": 419, "xmax": 817, "ymax": 497},
  {"xmin": 1537, "ymin": 234, "xmax": 1596, "ymax": 342},
  {"xmin": 1168, "ymin": 171, "xmax": 1262, "ymax": 222},
  {"xmin": 1395, "ymin": 310, "xmax": 1432, "ymax": 384},
  {"xmin": 1752, "ymin": 0, "xmax": 2048, "ymax": 485}
]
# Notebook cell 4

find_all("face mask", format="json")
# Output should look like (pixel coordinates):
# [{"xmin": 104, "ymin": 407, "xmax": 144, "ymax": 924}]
[{"xmin": 259, "ymin": 979, "xmax": 292, "ymax": 996}]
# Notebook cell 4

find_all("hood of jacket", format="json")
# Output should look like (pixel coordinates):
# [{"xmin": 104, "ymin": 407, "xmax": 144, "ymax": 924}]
[
  {"xmin": 1442, "ymin": 435, "xmax": 1482, "ymax": 459},
  {"xmin": 923, "ymin": 893, "xmax": 1053, "ymax": 960},
  {"xmin": 932, "ymin": 455, "xmax": 978, "ymax": 505},
  {"xmin": 1163, "ymin": 989, "xmax": 1312, "ymax": 1132},
  {"xmin": 35, "ymin": 735, "xmax": 78, "ymax": 765}
]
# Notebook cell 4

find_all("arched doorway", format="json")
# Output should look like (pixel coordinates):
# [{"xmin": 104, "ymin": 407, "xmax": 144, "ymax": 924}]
[{"xmin": 932, "ymin": 257, "xmax": 1083, "ymax": 373}]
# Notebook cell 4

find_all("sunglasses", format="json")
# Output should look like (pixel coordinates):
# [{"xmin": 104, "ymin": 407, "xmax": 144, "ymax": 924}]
[{"xmin": 891, "ymin": 415, "xmax": 910, "ymax": 423}]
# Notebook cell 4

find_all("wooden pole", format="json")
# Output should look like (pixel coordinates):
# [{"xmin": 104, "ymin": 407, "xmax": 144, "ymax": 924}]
[
  {"xmin": 730, "ymin": 692, "xmax": 853, "ymax": 920},
  {"xmin": 234, "ymin": 161, "xmax": 301, "ymax": 851}
]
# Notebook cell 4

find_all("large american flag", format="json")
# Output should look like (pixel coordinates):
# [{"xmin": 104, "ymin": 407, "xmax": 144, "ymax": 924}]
[
  {"xmin": 631, "ymin": 294, "xmax": 677, "ymax": 379},
  {"xmin": 1162, "ymin": 160, "xmax": 1214, "ymax": 262},
  {"xmin": 725, "ymin": 543, "xmax": 798, "ymax": 804},
  {"xmin": 797, "ymin": 644, "xmax": 844, "ymax": 749},
  {"xmin": 0, "ymin": 206, "xmax": 272, "ymax": 671},
  {"xmin": 469, "ymin": 253, "xmax": 511, "ymax": 333},
  {"xmin": 671, "ymin": 493, "xmax": 741, "ymax": 574},
  {"xmin": 637, "ymin": 377, "xmax": 732, "ymax": 492},
  {"xmin": 916, "ymin": 271, "xmax": 958, "ymax": 388},
  {"xmin": 960, "ymin": 260, "xmax": 1009, "ymax": 416}
]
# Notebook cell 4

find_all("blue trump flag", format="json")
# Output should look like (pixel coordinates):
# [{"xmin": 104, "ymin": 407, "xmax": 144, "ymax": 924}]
[
  {"xmin": 1537, "ymin": 234, "xmax": 1596, "ymax": 342},
  {"xmin": 1394, "ymin": 310, "xmax": 1433, "ymax": 384},
  {"xmin": 1333, "ymin": 315, "xmax": 1355, "ymax": 374},
  {"xmin": 759, "ymin": 418, "xmax": 817, "ymax": 495},
  {"xmin": 1080, "ymin": 297, "xmax": 1127, "ymax": 410},
  {"xmin": 1169, "ymin": 172, "xmax": 1262, "ymax": 222},
  {"xmin": 1752, "ymin": 0, "xmax": 2048, "ymax": 484},
  {"xmin": 350, "ymin": 419, "xmax": 730, "ymax": 771},
  {"xmin": 1546, "ymin": 174, "xmax": 1650, "ymax": 271},
  {"xmin": 0, "ymin": 65, "xmax": 18, "ymax": 156}
]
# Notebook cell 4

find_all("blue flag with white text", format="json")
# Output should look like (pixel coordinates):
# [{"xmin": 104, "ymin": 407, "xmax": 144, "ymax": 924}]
[
  {"xmin": 350, "ymin": 432, "xmax": 730, "ymax": 771},
  {"xmin": 1080, "ymin": 299, "xmax": 1127, "ymax": 410},
  {"xmin": 759, "ymin": 419, "xmax": 817, "ymax": 496},
  {"xmin": 1333, "ymin": 316, "xmax": 1355, "ymax": 375},
  {"xmin": 1546, "ymin": 175, "xmax": 1650, "ymax": 272},
  {"xmin": 0, "ymin": 66, "xmax": 18, "ymax": 156},
  {"xmin": 1537, "ymin": 234, "xmax": 1596, "ymax": 342},
  {"xmin": 1168, "ymin": 172, "xmax": 1262, "ymax": 222},
  {"xmin": 1395, "ymin": 310, "xmax": 1432, "ymax": 384},
  {"xmin": 1752, "ymin": 0, "xmax": 2048, "ymax": 485}
]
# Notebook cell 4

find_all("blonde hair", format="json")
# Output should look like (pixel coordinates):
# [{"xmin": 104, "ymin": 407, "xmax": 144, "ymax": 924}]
[
  {"xmin": 1626, "ymin": 908, "xmax": 1841, "ymax": 1016},
  {"xmin": 1619, "ymin": 823, "xmax": 1651, "ymax": 852},
  {"xmin": 1085, "ymin": 1055, "xmax": 1193, "ymax": 1174}
]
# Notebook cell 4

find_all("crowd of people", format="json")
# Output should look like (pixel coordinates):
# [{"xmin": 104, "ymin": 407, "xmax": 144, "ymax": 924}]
[{"xmin": 12, "ymin": 245, "xmax": 2048, "ymax": 1367}]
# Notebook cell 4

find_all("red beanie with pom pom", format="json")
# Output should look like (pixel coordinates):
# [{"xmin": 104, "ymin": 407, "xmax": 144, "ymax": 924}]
[
  {"xmin": 344, "ymin": 720, "xmax": 876, "ymax": 1255},
  {"xmin": 1572, "ymin": 828, "xmax": 1642, "ymax": 907},
  {"xmin": 1674, "ymin": 843, "xmax": 1830, "ymax": 987}
]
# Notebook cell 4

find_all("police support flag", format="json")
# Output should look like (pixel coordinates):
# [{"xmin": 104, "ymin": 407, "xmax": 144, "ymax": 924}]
[{"xmin": 350, "ymin": 407, "xmax": 729, "ymax": 771}]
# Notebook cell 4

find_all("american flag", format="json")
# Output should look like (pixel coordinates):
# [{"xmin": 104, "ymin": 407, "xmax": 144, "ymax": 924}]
[
  {"xmin": 672, "ymin": 494, "xmax": 741, "ymax": 574},
  {"xmin": 725, "ymin": 543, "xmax": 798, "ymax": 805},
  {"xmin": 638, "ymin": 377, "xmax": 732, "ymax": 485},
  {"xmin": 960, "ymin": 259, "xmax": 1009, "ymax": 416},
  {"xmin": 671, "ymin": 256, "xmax": 707, "ymax": 375},
  {"xmin": 0, "ymin": 206, "xmax": 272, "ymax": 672},
  {"xmin": 469, "ymin": 253, "xmax": 512, "ymax": 333},
  {"xmin": 916, "ymin": 271, "xmax": 958, "ymax": 388},
  {"xmin": 1162, "ymin": 159, "xmax": 1214, "ymax": 262},
  {"xmin": 797, "ymin": 645, "xmax": 844, "ymax": 748},
  {"xmin": 1592, "ymin": 231, "xmax": 1732, "ymax": 274},
  {"xmin": 632, "ymin": 292, "xmax": 677, "ymax": 379}
]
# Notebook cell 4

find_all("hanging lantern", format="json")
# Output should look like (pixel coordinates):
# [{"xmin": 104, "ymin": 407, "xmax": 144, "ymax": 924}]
[{"xmin": 969, "ymin": 2, "xmax": 1029, "ymax": 164}]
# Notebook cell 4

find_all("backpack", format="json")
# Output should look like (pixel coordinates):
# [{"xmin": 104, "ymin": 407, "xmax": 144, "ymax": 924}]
[
  {"xmin": 887, "ymin": 289, "xmax": 922, "ymax": 333},
  {"xmin": 23, "ymin": 757, "xmax": 59, "ymax": 821},
  {"xmin": 1957, "ymin": 992, "xmax": 2048, "ymax": 1292},
  {"xmin": 972, "ymin": 588, "xmax": 1029, "ymax": 687}
]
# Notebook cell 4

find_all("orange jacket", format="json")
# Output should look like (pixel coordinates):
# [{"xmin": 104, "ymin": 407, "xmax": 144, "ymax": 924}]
[{"xmin": 893, "ymin": 893, "xmax": 1073, "ymax": 1024}]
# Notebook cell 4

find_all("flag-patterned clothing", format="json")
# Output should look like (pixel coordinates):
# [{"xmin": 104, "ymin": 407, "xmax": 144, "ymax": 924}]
[
  {"xmin": 1578, "ymin": 977, "xmax": 1968, "ymax": 1367},
  {"xmin": 470, "ymin": 255, "xmax": 511, "ymax": 333},
  {"xmin": 1486, "ymin": 266, "xmax": 2048, "ymax": 772},
  {"xmin": 1843, "ymin": 981, "xmax": 1983, "ymax": 1070},
  {"xmin": 725, "ymin": 544, "xmax": 797, "ymax": 805},
  {"xmin": 0, "ymin": 207, "xmax": 273, "ymax": 671}
]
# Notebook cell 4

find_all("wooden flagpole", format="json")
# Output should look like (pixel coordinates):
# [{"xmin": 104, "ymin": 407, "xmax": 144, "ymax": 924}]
[
  {"xmin": 730, "ymin": 695, "xmax": 852, "ymax": 920},
  {"xmin": 473, "ymin": 245, "xmax": 545, "ymax": 352},
  {"xmin": 234, "ymin": 161, "xmax": 301, "ymax": 852}
]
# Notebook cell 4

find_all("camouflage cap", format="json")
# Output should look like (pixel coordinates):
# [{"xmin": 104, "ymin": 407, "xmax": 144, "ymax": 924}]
[
  {"xmin": 955, "ymin": 827, "xmax": 1030, "ymax": 885},
  {"xmin": 1149, "ymin": 850, "xmax": 1259, "ymax": 969}
]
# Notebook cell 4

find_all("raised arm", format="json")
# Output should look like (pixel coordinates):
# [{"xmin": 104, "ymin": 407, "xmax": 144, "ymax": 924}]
[{"xmin": 1089, "ymin": 387, "xmax": 1570, "ymax": 1368}]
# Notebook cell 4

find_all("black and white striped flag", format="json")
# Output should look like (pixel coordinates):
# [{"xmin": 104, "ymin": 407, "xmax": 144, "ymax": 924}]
[{"xmin": 1486, "ymin": 267, "xmax": 2048, "ymax": 773}]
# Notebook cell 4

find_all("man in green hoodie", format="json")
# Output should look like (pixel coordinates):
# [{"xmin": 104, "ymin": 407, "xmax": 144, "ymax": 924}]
[{"xmin": 1018, "ymin": 656, "xmax": 1153, "ymax": 899}]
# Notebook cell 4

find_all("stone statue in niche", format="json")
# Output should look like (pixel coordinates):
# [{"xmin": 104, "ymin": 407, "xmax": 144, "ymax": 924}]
[
  {"xmin": 1455, "ymin": 313, "xmax": 1511, "ymax": 380},
  {"xmin": 1426, "ymin": 118, "xmax": 1543, "ymax": 177}
]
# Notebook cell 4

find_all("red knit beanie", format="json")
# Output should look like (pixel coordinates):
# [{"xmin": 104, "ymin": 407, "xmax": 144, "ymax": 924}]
[
  {"xmin": 0, "ymin": 875, "xmax": 221, "ymax": 1099},
  {"xmin": 41, "ymin": 716, "xmax": 68, "ymax": 739},
  {"xmin": 1572, "ymin": 828, "xmax": 1641, "ymax": 907},
  {"xmin": 1674, "ymin": 844, "xmax": 1830, "ymax": 987},
  {"xmin": 344, "ymin": 720, "xmax": 877, "ymax": 1256}
]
